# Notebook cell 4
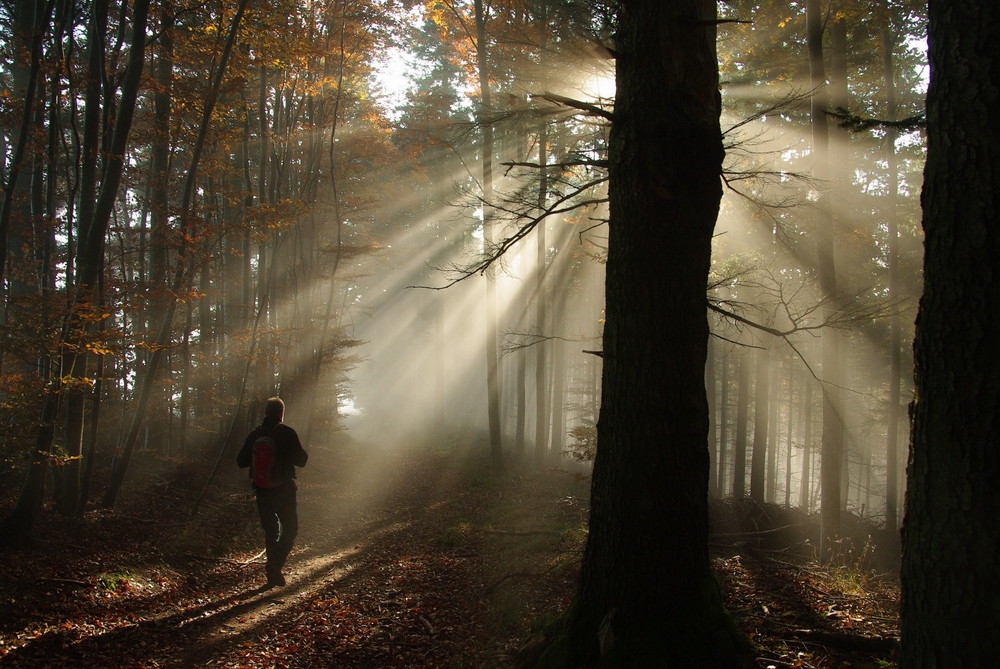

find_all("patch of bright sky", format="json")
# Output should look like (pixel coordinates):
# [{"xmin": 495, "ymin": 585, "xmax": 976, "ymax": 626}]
[
  {"xmin": 372, "ymin": 46, "xmax": 425, "ymax": 115},
  {"xmin": 370, "ymin": 5, "xmax": 428, "ymax": 120},
  {"xmin": 582, "ymin": 67, "xmax": 616, "ymax": 101},
  {"xmin": 907, "ymin": 35, "xmax": 929, "ymax": 94}
]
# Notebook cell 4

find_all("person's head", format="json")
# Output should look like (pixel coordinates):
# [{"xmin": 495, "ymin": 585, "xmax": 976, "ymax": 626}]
[{"xmin": 264, "ymin": 397, "xmax": 285, "ymax": 420}]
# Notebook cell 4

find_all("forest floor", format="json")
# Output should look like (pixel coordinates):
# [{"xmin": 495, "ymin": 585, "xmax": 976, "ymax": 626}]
[{"xmin": 0, "ymin": 438, "xmax": 900, "ymax": 668}]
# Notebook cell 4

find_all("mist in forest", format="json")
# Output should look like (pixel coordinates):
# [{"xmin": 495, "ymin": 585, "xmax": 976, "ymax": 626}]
[
  {"xmin": 0, "ymin": 0, "xmax": 928, "ymax": 550},
  {"xmin": 705, "ymin": 81, "xmax": 926, "ymax": 522},
  {"xmin": 339, "ymin": 206, "xmax": 606, "ymax": 456}
]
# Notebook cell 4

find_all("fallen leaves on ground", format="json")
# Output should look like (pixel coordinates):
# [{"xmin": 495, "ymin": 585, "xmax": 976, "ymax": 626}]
[{"xmin": 0, "ymin": 444, "xmax": 898, "ymax": 668}]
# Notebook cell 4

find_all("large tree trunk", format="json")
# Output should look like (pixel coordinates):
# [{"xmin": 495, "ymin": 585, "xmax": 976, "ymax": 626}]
[
  {"xmin": 901, "ymin": 1, "xmax": 1000, "ymax": 665},
  {"xmin": 557, "ymin": 1, "xmax": 746, "ymax": 664}
]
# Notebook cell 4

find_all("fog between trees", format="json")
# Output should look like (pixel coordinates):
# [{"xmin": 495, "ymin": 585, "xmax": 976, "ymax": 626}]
[{"xmin": 0, "ymin": 0, "xmax": 921, "ymax": 574}]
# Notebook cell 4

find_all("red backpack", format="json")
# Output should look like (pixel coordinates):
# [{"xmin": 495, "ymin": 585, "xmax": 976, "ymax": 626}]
[{"xmin": 250, "ymin": 426, "xmax": 283, "ymax": 489}]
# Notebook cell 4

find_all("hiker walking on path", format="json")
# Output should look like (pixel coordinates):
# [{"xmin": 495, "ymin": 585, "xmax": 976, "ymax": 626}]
[{"xmin": 238, "ymin": 397, "xmax": 309, "ymax": 588}]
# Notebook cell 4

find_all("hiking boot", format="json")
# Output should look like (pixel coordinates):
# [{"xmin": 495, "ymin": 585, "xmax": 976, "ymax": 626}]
[{"xmin": 265, "ymin": 565, "xmax": 286, "ymax": 587}]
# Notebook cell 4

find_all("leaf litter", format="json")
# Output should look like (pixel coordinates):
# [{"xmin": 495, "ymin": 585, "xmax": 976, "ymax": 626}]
[{"xmin": 0, "ymin": 442, "xmax": 898, "ymax": 667}]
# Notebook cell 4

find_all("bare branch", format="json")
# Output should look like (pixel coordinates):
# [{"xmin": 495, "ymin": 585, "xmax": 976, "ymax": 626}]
[
  {"xmin": 502, "ymin": 159, "xmax": 610, "ymax": 172},
  {"xmin": 502, "ymin": 332, "xmax": 587, "ymax": 356},
  {"xmin": 826, "ymin": 106, "xmax": 926, "ymax": 133},
  {"xmin": 408, "ymin": 176, "xmax": 610, "ymax": 290},
  {"xmin": 531, "ymin": 92, "xmax": 615, "ymax": 121},
  {"xmin": 722, "ymin": 88, "xmax": 814, "ymax": 136}
]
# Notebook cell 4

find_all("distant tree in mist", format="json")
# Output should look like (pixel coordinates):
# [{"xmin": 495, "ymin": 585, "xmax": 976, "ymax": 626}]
[
  {"xmin": 708, "ymin": 0, "xmax": 927, "ymax": 528},
  {"xmin": 396, "ymin": 0, "xmax": 612, "ymax": 466}
]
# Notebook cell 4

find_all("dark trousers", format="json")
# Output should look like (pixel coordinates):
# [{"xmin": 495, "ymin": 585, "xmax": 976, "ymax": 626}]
[{"xmin": 255, "ymin": 483, "xmax": 298, "ymax": 570}]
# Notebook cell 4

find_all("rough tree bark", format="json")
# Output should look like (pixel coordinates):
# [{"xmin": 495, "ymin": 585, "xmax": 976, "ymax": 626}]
[
  {"xmin": 542, "ymin": 1, "xmax": 749, "ymax": 665},
  {"xmin": 901, "ymin": 1, "xmax": 1000, "ymax": 665}
]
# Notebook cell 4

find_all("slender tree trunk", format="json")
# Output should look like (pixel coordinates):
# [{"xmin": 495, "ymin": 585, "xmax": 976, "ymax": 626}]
[
  {"xmin": 78, "ymin": 345, "xmax": 104, "ymax": 513},
  {"xmin": 784, "ymin": 357, "xmax": 794, "ymax": 508},
  {"xmin": 57, "ymin": 0, "xmax": 107, "ymax": 515},
  {"xmin": 534, "ymin": 121, "xmax": 549, "ymax": 470},
  {"xmin": 807, "ymin": 0, "xmax": 844, "ymax": 554},
  {"xmin": 530, "ymin": 4, "xmax": 551, "ymax": 467},
  {"xmin": 707, "ymin": 337, "xmax": 718, "ymax": 497},
  {"xmin": 830, "ymin": 10, "xmax": 851, "ymax": 520},
  {"xmin": 732, "ymin": 350, "xmax": 750, "ymax": 499},
  {"xmin": 474, "ymin": 0, "xmax": 503, "ymax": 469},
  {"xmin": 717, "ymin": 348, "xmax": 729, "ymax": 496},
  {"xmin": 750, "ymin": 344, "xmax": 769, "ymax": 503},
  {"xmin": 43, "ymin": 13, "xmax": 69, "ymax": 501},
  {"xmin": 77, "ymin": 266, "xmax": 106, "ymax": 513},
  {"xmin": 547, "ymin": 243, "xmax": 570, "ymax": 465},
  {"xmin": 766, "ymin": 359, "xmax": 779, "ymax": 504},
  {"xmin": 549, "ymin": 334, "xmax": 567, "ymax": 464},
  {"xmin": 881, "ymin": 2, "xmax": 902, "ymax": 532},
  {"xmin": 800, "ymin": 375, "xmax": 813, "ymax": 511},
  {"xmin": 514, "ymin": 331, "xmax": 527, "ymax": 454}
]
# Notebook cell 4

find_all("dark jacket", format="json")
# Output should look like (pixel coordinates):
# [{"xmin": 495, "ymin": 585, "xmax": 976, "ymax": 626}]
[{"xmin": 237, "ymin": 416, "xmax": 308, "ymax": 490}]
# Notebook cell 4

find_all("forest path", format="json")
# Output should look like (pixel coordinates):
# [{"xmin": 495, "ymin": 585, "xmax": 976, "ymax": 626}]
[
  {"xmin": 0, "ymin": 440, "xmax": 569, "ymax": 667},
  {"xmin": 150, "ymin": 440, "xmax": 508, "ymax": 668}
]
